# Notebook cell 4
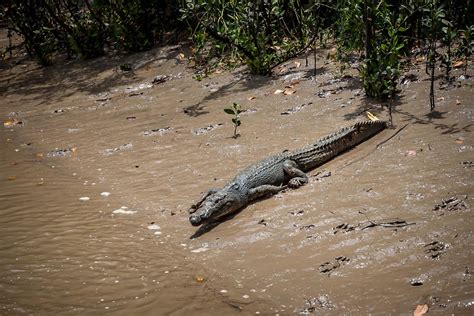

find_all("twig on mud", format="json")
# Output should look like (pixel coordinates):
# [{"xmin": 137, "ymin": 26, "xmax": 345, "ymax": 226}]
[
  {"xmin": 359, "ymin": 218, "xmax": 416, "ymax": 230},
  {"xmin": 376, "ymin": 123, "xmax": 410, "ymax": 149}
]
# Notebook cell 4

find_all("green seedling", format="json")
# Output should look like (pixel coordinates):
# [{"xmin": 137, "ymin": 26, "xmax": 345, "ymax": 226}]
[{"xmin": 224, "ymin": 102, "xmax": 242, "ymax": 138}]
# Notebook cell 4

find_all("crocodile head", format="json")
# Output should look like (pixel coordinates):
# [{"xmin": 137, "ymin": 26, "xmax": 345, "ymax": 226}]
[{"xmin": 189, "ymin": 190, "xmax": 244, "ymax": 226}]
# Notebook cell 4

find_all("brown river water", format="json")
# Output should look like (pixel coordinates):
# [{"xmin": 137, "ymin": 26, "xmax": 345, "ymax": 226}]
[{"xmin": 1, "ymin": 37, "xmax": 473, "ymax": 314}]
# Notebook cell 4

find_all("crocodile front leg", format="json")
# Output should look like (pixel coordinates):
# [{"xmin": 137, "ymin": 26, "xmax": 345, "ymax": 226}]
[
  {"xmin": 248, "ymin": 184, "xmax": 287, "ymax": 200},
  {"xmin": 189, "ymin": 189, "xmax": 219, "ymax": 214},
  {"xmin": 283, "ymin": 160, "xmax": 308, "ymax": 188}
]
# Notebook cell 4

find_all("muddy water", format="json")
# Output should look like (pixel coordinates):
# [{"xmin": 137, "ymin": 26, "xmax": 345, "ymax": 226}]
[
  {"xmin": 0, "ymin": 119, "xmax": 264, "ymax": 315},
  {"xmin": 1, "ymin": 40, "xmax": 473, "ymax": 315}
]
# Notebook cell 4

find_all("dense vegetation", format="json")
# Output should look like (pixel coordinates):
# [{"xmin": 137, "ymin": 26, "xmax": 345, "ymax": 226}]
[{"xmin": 2, "ymin": 0, "xmax": 472, "ymax": 105}]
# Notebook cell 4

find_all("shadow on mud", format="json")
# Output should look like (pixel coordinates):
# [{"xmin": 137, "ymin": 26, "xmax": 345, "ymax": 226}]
[
  {"xmin": 397, "ymin": 109, "xmax": 473, "ymax": 134},
  {"xmin": 183, "ymin": 73, "xmax": 271, "ymax": 117},
  {"xmin": 189, "ymin": 210, "xmax": 243, "ymax": 239},
  {"xmin": 0, "ymin": 46, "xmax": 184, "ymax": 105},
  {"xmin": 189, "ymin": 197, "xmax": 270, "ymax": 239}
]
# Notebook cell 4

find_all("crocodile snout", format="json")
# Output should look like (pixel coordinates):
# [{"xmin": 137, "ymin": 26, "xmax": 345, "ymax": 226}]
[{"xmin": 189, "ymin": 214, "xmax": 202, "ymax": 226}]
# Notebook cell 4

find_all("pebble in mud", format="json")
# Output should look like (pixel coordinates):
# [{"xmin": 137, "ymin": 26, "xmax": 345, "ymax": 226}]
[
  {"xmin": 112, "ymin": 206, "xmax": 136, "ymax": 214},
  {"xmin": 100, "ymin": 192, "xmax": 111, "ymax": 197},
  {"xmin": 191, "ymin": 247, "xmax": 210, "ymax": 253},
  {"xmin": 147, "ymin": 224, "xmax": 161, "ymax": 230},
  {"xmin": 410, "ymin": 274, "xmax": 430, "ymax": 286},
  {"xmin": 79, "ymin": 197, "xmax": 90, "ymax": 201}
]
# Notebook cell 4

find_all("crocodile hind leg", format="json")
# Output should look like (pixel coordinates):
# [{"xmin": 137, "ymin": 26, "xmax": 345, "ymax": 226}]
[
  {"xmin": 283, "ymin": 160, "xmax": 308, "ymax": 188},
  {"xmin": 189, "ymin": 189, "xmax": 219, "ymax": 214}
]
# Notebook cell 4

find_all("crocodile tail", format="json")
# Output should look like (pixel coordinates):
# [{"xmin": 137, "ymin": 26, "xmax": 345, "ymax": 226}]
[{"xmin": 293, "ymin": 120, "xmax": 387, "ymax": 170}]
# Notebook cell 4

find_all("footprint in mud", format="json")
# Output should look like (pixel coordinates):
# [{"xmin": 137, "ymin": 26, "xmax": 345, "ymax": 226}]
[
  {"xmin": 424, "ymin": 241, "xmax": 448, "ymax": 259},
  {"xmin": 143, "ymin": 126, "xmax": 174, "ymax": 136},
  {"xmin": 289, "ymin": 210, "xmax": 304, "ymax": 216},
  {"xmin": 433, "ymin": 195, "xmax": 469, "ymax": 213},
  {"xmin": 192, "ymin": 123, "xmax": 223, "ymax": 135},
  {"xmin": 319, "ymin": 256, "xmax": 350, "ymax": 274},
  {"xmin": 461, "ymin": 161, "xmax": 473, "ymax": 168},
  {"xmin": 299, "ymin": 224, "xmax": 315, "ymax": 230},
  {"xmin": 313, "ymin": 170, "xmax": 331, "ymax": 182},
  {"xmin": 47, "ymin": 147, "xmax": 76, "ymax": 158},
  {"xmin": 298, "ymin": 295, "xmax": 335, "ymax": 313},
  {"xmin": 101, "ymin": 143, "xmax": 133, "ymax": 155},
  {"xmin": 333, "ymin": 223, "xmax": 356, "ymax": 234},
  {"xmin": 280, "ymin": 102, "xmax": 312, "ymax": 115}
]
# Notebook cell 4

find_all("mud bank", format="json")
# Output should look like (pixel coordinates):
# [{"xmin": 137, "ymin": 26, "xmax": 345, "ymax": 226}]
[{"xmin": 1, "ymin": 40, "xmax": 473, "ymax": 314}]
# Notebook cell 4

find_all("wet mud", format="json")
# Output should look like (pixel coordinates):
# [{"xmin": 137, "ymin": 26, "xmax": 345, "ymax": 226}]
[{"xmin": 1, "ymin": 33, "xmax": 473, "ymax": 314}]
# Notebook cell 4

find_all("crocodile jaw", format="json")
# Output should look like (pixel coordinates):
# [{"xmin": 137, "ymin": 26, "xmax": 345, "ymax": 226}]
[{"xmin": 189, "ymin": 190, "xmax": 243, "ymax": 226}]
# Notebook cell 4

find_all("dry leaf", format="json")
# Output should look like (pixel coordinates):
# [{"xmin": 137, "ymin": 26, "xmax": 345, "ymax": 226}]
[
  {"xmin": 247, "ymin": 96, "xmax": 256, "ymax": 100},
  {"xmin": 455, "ymin": 138, "xmax": 464, "ymax": 144},
  {"xmin": 294, "ymin": 61, "xmax": 301, "ymax": 68},
  {"xmin": 414, "ymin": 304, "xmax": 429, "ymax": 316},
  {"xmin": 3, "ymin": 118, "xmax": 22, "ymax": 127},
  {"xmin": 7, "ymin": 176, "xmax": 17, "ymax": 180},
  {"xmin": 178, "ymin": 53, "xmax": 185, "ymax": 60},
  {"xmin": 274, "ymin": 89, "xmax": 284, "ymax": 95},
  {"xmin": 437, "ymin": 97, "xmax": 445, "ymax": 101},
  {"xmin": 195, "ymin": 276, "xmax": 205, "ymax": 282},
  {"xmin": 416, "ymin": 56, "xmax": 425, "ymax": 62},
  {"xmin": 327, "ymin": 47, "xmax": 337, "ymax": 59},
  {"xmin": 3, "ymin": 119, "xmax": 14, "ymax": 127},
  {"xmin": 278, "ymin": 67, "xmax": 288, "ymax": 74},
  {"xmin": 453, "ymin": 60, "xmax": 464, "ymax": 68},
  {"xmin": 456, "ymin": 99, "xmax": 461, "ymax": 105},
  {"xmin": 283, "ymin": 88, "xmax": 296, "ymax": 95},
  {"xmin": 71, "ymin": 147, "xmax": 77, "ymax": 153}
]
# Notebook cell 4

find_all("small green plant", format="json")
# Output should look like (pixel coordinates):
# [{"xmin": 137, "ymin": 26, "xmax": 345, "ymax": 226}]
[
  {"xmin": 424, "ymin": 1, "xmax": 446, "ymax": 111},
  {"xmin": 360, "ymin": 2, "xmax": 405, "ymax": 101},
  {"xmin": 441, "ymin": 18, "xmax": 456, "ymax": 82},
  {"xmin": 224, "ymin": 103, "xmax": 242, "ymax": 138},
  {"xmin": 458, "ymin": 25, "xmax": 473, "ymax": 77}
]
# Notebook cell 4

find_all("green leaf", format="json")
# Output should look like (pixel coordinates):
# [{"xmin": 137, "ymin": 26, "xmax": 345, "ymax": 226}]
[{"xmin": 224, "ymin": 108, "xmax": 235, "ymax": 115}]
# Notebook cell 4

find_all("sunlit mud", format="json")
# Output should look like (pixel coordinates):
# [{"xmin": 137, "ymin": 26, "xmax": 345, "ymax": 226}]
[{"xmin": 1, "ymin": 32, "xmax": 473, "ymax": 314}]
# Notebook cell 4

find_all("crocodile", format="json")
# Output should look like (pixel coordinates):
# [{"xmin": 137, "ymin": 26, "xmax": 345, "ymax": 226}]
[{"xmin": 189, "ymin": 119, "xmax": 387, "ymax": 226}]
